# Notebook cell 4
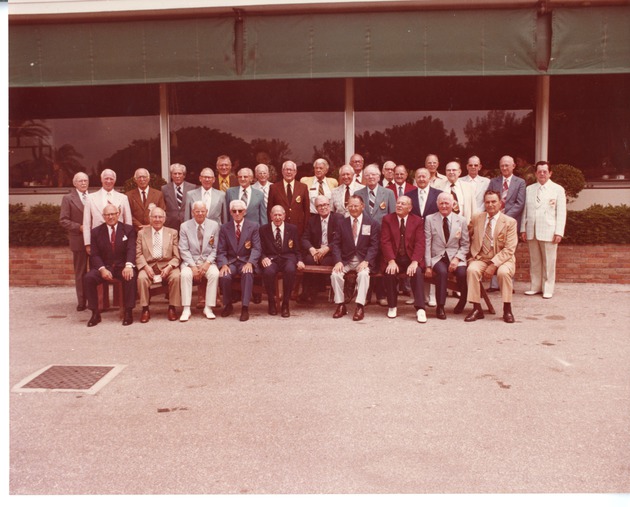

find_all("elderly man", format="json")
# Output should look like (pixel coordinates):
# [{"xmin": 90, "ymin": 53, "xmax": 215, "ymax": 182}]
[
  {"xmin": 331, "ymin": 164, "xmax": 365, "ymax": 217},
  {"xmin": 301, "ymin": 158, "xmax": 339, "ymax": 214},
  {"xmin": 83, "ymin": 204, "xmax": 137, "ymax": 327},
  {"xmin": 185, "ymin": 167, "xmax": 227, "ymax": 225},
  {"xmin": 162, "ymin": 163, "xmax": 197, "ymax": 231},
  {"xmin": 126, "ymin": 167, "xmax": 166, "ymax": 231},
  {"xmin": 461, "ymin": 155, "xmax": 490, "ymax": 212},
  {"xmin": 381, "ymin": 196, "xmax": 427, "ymax": 323},
  {"xmin": 136, "ymin": 207, "xmax": 181, "ymax": 323},
  {"xmin": 441, "ymin": 160, "xmax": 477, "ymax": 225},
  {"xmin": 465, "ymin": 190, "xmax": 518, "ymax": 323},
  {"xmin": 381, "ymin": 161, "xmax": 396, "ymax": 189},
  {"xmin": 178, "ymin": 201, "xmax": 221, "ymax": 322},
  {"xmin": 259, "ymin": 205, "xmax": 305, "ymax": 317},
  {"xmin": 424, "ymin": 192, "xmax": 469, "ymax": 319},
  {"xmin": 425, "ymin": 153, "xmax": 448, "ymax": 188},
  {"xmin": 390, "ymin": 165, "xmax": 416, "ymax": 199},
  {"xmin": 60, "ymin": 171, "xmax": 90, "ymax": 311},
  {"xmin": 267, "ymin": 160, "xmax": 310, "ymax": 237},
  {"xmin": 213, "ymin": 154, "xmax": 238, "ymax": 192},
  {"xmin": 226, "ymin": 167, "xmax": 267, "ymax": 225},
  {"xmin": 83, "ymin": 168, "xmax": 132, "ymax": 253},
  {"xmin": 216, "ymin": 200, "xmax": 262, "ymax": 322},
  {"xmin": 521, "ymin": 161, "xmax": 567, "ymax": 299},
  {"xmin": 330, "ymin": 195, "xmax": 380, "ymax": 322},
  {"xmin": 349, "ymin": 153, "xmax": 366, "ymax": 185},
  {"xmin": 253, "ymin": 163, "xmax": 272, "ymax": 209}
]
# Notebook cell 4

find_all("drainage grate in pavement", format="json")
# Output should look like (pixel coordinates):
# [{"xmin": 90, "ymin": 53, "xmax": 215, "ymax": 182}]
[{"xmin": 12, "ymin": 364, "xmax": 126, "ymax": 395}]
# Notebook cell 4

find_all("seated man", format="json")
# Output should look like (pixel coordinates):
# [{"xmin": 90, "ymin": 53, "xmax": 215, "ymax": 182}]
[
  {"xmin": 136, "ymin": 207, "xmax": 182, "ymax": 323},
  {"xmin": 381, "ymin": 196, "xmax": 427, "ymax": 323},
  {"xmin": 465, "ymin": 190, "xmax": 518, "ymax": 323},
  {"xmin": 178, "ymin": 201, "xmax": 221, "ymax": 322},
  {"xmin": 83, "ymin": 204, "xmax": 137, "ymax": 327},
  {"xmin": 300, "ymin": 195, "xmax": 342, "ymax": 302},
  {"xmin": 216, "ymin": 200, "xmax": 262, "ymax": 322},
  {"xmin": 424, "ymin": 192, "xmax": 469, "ymax": 320},
  {"xmin": 259, "ymin": 205, "xmax": 305, "ymax": 317},
  {"xmin": 330, "ymin": 195, "xmax": 380, "ymax": 322}
]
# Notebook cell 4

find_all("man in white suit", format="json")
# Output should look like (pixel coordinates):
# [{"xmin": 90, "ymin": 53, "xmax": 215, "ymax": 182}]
[
  {"xmin": 178, "ymin": 201, "xmax": 220, "ymax": 321},
  {"xmin": 424, "ymin": 192, "xmax": 469, "ymax": 319},
  {"xmin": 226, "ymin": 167, "xmax": 267, "ymax": 225},
  {"xmin": 460, "ymin": 155, "xmax": 490, "ymax": 212},
  {"xmin": 438, "ymin": 160, "xmax": 477, "ymax": 225},
  {"xmin": 331, "ymin": 164, "xmax": 365, "ymax": 217},
  {"xmin": 300, "ymin": 158, "xmax": 339, "ymax": 214},
  {"xmin": 184, "ymin": 168, "xmax": 227, "ymax": 225},
  {"xmin": 520, "ymin": 161, "xmax": 567, "ymax": 299},
  {"xmin": 82, "ymin": 168, "xmax": 132, "ymax": 253}
]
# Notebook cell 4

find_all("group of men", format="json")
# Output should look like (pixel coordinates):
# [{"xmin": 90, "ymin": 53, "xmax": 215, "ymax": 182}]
[{"xmin": 59, "ymin": 152, "xmax": 567, "ymax": 327}]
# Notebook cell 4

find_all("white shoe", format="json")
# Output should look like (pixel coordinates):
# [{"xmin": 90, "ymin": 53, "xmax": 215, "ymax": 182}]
[
  {"xmin": 203, "ymin": 307, "xmax": 216, "ymax": 319},
  {"xmin": 387, "ymin": 307, "xmax": 397, "ymax": 319},
  {"xmin": 427, "ymin": 296, "xmax": 437, "ymax": 307},
  {"xmin": 416, "ymin": 309, "xmax": 427, "ymax": 323},
  {"xmin": 542, "ymin": 293, "xmax": 553, "ymax": 299},
  {"xmin": 524, "ymin": 290, "xmax": 542, "ymax": 296},
  {"xmin": 179, "ymin": 308, "xmax": 191, "ymax": 322}
]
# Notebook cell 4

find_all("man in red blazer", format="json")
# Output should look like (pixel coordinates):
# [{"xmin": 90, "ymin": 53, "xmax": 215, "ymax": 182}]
[
  {"xmin": 267, "ymin": 160, "xmax": 310, "ymax": 237},
  {"xmin": 381, "ymin": 196, "xmax": 427, "ymax": 323}
]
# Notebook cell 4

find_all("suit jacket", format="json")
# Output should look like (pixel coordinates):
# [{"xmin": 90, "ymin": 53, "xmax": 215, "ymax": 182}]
[
  {"xmin": 521, "ymin": 180, "xmax": 567, "ymax": 241},
  {"xmin": 469, "ymin": 211, "xmax": 517, "ymax": 266},
  {"xmin": 301, "ymin": 212, "xmax": 343, "ymax": 251},
  {"xmin": 331, "ymin": 182, "xmax": 365, "ymax": 217},
  {"xmin": 387, "ymin": 181, "xmax": 415, "ymax": 199},
  {"xmin": 267, "ymin": 180, "xmax": 310, "ymax": 237},
  {"xmin": 60, "ymin": 190, "xmax": 86, "ymax": 251},
  {"xmin": 252, "ymin": 181, "xmax": 272, "ymax": 207},
  {"xmin": 460, "ymin": 174, "xmax": 491, "ymax": 211},
  {"xmin": 216, "ymin": 219, "xmax": 262, "ymax": 268},
  {"xmin": 213, "ymin": 174, "xmax": 238, "ymax": 191},
  {"xmin": 487, "ymin": 175, "xmax": 526, "ymax": 230},
  {"xmin": 380, "ymin": 212, "xmax": 426, "ymax": 270},
  {"xmin": 406, "ymin": 186, "xmax": 441, "ymax": 219},
  {"xmin": 259, "ymin": 222, "xmax": 303, "ymax": 264},
  {"xmin": 89, "ymin": 222, "xmax": 136, "ymax": 270},
  {"xmin": 184, "ymin": 187, "xmax": 227, "ymax": 225},
  {"xmin": 162, "ymin": 181, "xmax": 197, "ymax": 230},
  {"xmin": 126, "ymin": 187, "xmax": 166, "ymax": 230},
  {"xmin": 136, "ymin": 226, "xmax": 181, "ymax": 271},
  {"xmin": 443, "ymin": 179, "xmax": 477, "ymax": 224},
  {"xmin": 300, "ymin": 176, "xmax": 339, "ymax": 213},
  {"xmin": 225, "ymin": 186, "xmax": 267, "ymax": 225},
  {"xmin": 424, "ymin": 212, "xmax": 469, "ymax": 268},
  {"xmin": 331, "ymin": 213, "xmax": 381, "ymax": 271},
  {"xmin": 179, "ymin": 218, "xmax": 220, "ymax": 268},
  {"xmin": 353, "ymin": 185, "xmax": 396, "ymax": 224},
  {"xmin": 83, "ymin": 188, "xmax": 133, "ymax": 246}
]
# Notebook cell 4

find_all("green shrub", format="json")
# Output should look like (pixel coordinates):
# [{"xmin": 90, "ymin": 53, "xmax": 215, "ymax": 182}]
[
  {"xmin": 549, "ymin": 164, "xmax": 586, "ymax": 201},
  {"xmin": 564, "ymin": 205, "xmax": 630, "ymax": 244},
  {"xmin": 9, "ymin": 204, "xmax": 68, "ymax": 246}
]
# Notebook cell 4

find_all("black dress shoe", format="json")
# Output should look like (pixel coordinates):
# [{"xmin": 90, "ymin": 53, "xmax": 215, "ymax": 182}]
[
  {"xmin": 221, "ymin": 304, "xmax": 233, "ymax": 317},
  {"xmin": 453, "ymin": 300, "xmax": 466, "ymax": 314},
  {"xmin": 268, "ymin": 301, "xmax": 277, "ymax": 315},
  {"xmin": 77, "ymin": 304, "xmax": 86, "ymax": 312},
  {"xmin": 487, "ymin": 287, "xmax": 500, "ymax": 293},
  {"xmin": 464, "ymin": 308, "xmax": 485, "ymax": 322},
  {"xmin": 123, "ymin": 310, "xmax": 133, "ymax": 326},
  {"xmin": 436, "ymin": 306, "xmax": 446, "ymax": 320},
  {"xmin": 240, "ymin": 307, "xmax": 249, "ymax": 322},
  {"xmin": 87, "ymin": 311, "xmax": 101, "ymax": 327},
  {"xmin": 503, "ymin": 311, "xmax": 515, "ymax": 323},
  {"xmin": 333, "ymin": 303, "xmax": 347, "ymax": 319},
  {"xmin": 281, "ymin": 305, "xmax": 290, "ymax": 318}
]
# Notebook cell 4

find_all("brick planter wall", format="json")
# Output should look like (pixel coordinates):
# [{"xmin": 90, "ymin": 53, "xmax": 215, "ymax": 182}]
[{"xmin": 8, "ymin": 244, "xmax": 630, "ymax": 286}]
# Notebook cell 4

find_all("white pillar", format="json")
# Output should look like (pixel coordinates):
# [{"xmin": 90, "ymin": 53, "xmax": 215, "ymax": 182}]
[
  {"xmin": 159, "ymin": 83, "xmax": 171, "ymax": 182},
  {"xmin": 344, "ymin": 78, "xmax": 355, "ymax": 164},
  {"xmin": 535, "ymin": 75, "xmax": 550, "ymax": 162}
]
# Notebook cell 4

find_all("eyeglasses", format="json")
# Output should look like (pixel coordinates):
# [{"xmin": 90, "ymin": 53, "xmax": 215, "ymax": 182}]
[
  {"xmin": 231, "ymin": 209, "xmax": 245, "ymax": 213},
  {"xmin": 315, "ymin": 204, "xmax": 330, "ymax": 208},
  {"xmin": 103, "ymin": 213, "xmax": 119, "ymax": 217}
]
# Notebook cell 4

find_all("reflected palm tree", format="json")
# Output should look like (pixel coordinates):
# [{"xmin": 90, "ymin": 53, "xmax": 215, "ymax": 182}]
[{"xmin": 51, "ymin": 144, "xmax": 85, "ymax": 187}]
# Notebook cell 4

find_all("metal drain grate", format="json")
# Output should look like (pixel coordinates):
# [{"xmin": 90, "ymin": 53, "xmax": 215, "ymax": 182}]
[{"xmin": 12, "ymin": 364, "xmax": 126, "ymax": 394}]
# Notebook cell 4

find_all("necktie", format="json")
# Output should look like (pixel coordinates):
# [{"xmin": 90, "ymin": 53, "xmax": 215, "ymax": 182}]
[
  {"xmin": 352, "ymin": 218, "xmax": 359, "ymax": 242},
  {"xmin": 419, "ymin": 190, "xmax": 426, "ymax": 215},
  {"xmin": 82, "ymin": 192, "xmax": 88, "ymax": 205},
  {"xmin": 141, "ymin": 190, "xmax": 146, "ymax": 205},
  {"xmin": 318, "ymin": 181, "xmax": 324, "ymax": 196},
  {"xmin": 242, "ymin": 188, "xmax": 248, "ymax": 205},
  {"xmin": 501, "ymin": 178, "xmax": 509, "ymax": 204},
  {"xmin": 398, "ymin": 218, "xmax": 406, "ymax": 257},
  {"xmin": 107, "ymin": 192, "xmax": 112, "ymax": 205},
  {"xmin": 481, "ymin": 216, "xmax": 493, "ymax": 258},
  {"xmin": 321, "ymin": 219, "xmax": 328, "ymax": 246},
  {"xmin": 286, "ymin": 182, "xmax": 293, "ymax": 203},
  {"xmin": 153, "ymin": 230, "xmax": 162, "ymax": 260},
  {"xmin": 451, "ymin": 184, "xmax": 460, "ymax": 214},
  {"xmin": 443, "ymin": 216, "xmax": 450, "ymax": 242},
  {"xmin": 203, "ymin": 190, "xmax": 211, "ymax": 211},
  {"xmin": 263, "ymin": 186, "xmax": 268, "ymax": 207},
  {"xmin": 369, "ymin": 190, "xmax": 376, "ymax": 213},
  {"xmin": 275, "ymin": 227, "xmax": 282, "ymax": 250},
  {"xmin": 176, "ymin": 186, "xmax": 183, "ymax": 208},
  {"xmin": 536, "ymin": 185, "xmax": 543, "ymax": 205},
  {"xmin": 197, "ymin": 224, "xmax": 204, "ymax": 245},
  {"xmin": 220, "ymin": 178, "xmax": 228, "ymax": 192},
  {"xmin": 110, "ymin": 226, "xmax": 116, "ymax": 250},
  {"xmin": 344, "ymin": 185, "xmax": 350, "ymax": 207},
  {"xmin": 235, "ymin": 223, "xmax": 241, "ymax": 243},
  {"xmin": 399, "ymin": 186, "xmax": 404, "ymax": 198}
]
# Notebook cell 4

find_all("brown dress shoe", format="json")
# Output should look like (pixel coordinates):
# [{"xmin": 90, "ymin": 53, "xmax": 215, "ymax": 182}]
[
  {"xmin": 464, "ymin": 308, "xmax": 484, "ymax": 322},
  {"xmin": 332, "ymin": 303, "xmax": 347, "ymax": 319},
  {"xmin": 140, "ymin": 308, "xmax": 150, "ymax": 323},
  {"xmin": 281, "ymin": 305, "xmax": 290, "ymax": 318},
  {"xmin": 503, "ymin": 311, "xmax": 515, "ymax": 323},
  {"xmin": 167, "ymin": 307, "xmax": 178, "ymax": 321},
  {"xmin": 353, "ymin": 305, "xmax": 364, "ymax": 321}
]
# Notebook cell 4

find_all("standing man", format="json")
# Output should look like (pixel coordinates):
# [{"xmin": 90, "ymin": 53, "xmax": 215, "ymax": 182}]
[
  {"xmin": 178, "ymin": 201, "xmax": 221, "ymax": 322},
  {"xmin": 216, "ymin": 200, "xmax": 262, "ymax": 322},
  {"xmin": 83, "ymin": 168, "xmax": 132, "ymax": 253},
  {"xmin": 381, "ymin": 196, "xmax": 427, "ymax": 323},
  {"xmin": 424, "ymin": 192, "xmax": 469, "ymax": 319},
  {"xmin": 331, "ymin": 164, "xmax": 364, "ymax": 217},
  {"xmin": 349, "ymin": 153, "xmax": 366, "ymax": 185},
  {"xmin": 330, "ymin": 195, "xmax": 380, "ymax": 322},
  {"xmin": 226, "ymin": 167, "xmax": 267, "ymax": 225},
  {"xmin": 60, "ymin": 171, "xmax": 90, "ymax": 311},
  {"xmin": 184, "ymin": 168, "xmax": 227, "ymax": 225},
  {"xmin": 391, "ymin": 165, "xmax": 416, "ymax": 199},
  {"xmin": 213, "ymin": 155, "xmax": 238, "ymax": 192},
  {"xmin": 521, "ymin": 161, "xmax": 567, "ymax": 299},
  {"xmin": 267, "ymin": 160, "xmax": 310, "ymax": 237},
  {"xmin": 425, "ymin": 153, "xmax": 448, "ymax": 188},
  {"xmin": 83, "ymin": 204, "xmax": 137, "ymax": 327},
  {"xmin": 136, "ymin": 207, "xmax": 182, "ymax": 323},
  {"xmin": 300, "ymin": 158, "xmax": 338, "ymax": 215},
  {"xmin": 443, "ymin": 160, "xmax": 477, "ymax": 225},
  {"xmin": 259, "ymin": 205, "xmax": 305, "ymax": 318},
  {"xmin": 381, "ymin": 161, "xmax": 396, "ymax": 189},
  {"xmin": 253, "ymin": 163, "xmax": 272, "ymax": 210},
  {"xmin": 162, "ymin": 163, "xmax": 197, "ymax": 231},
  {"xmin": 126, "ymin": 167, "xmax": 166, "ymax": 231},
  {"xmin": 460, "ymin": 155, "xmax": 490, "ymax": 212},
  {"xmin": 465, "ymin": 190, "xmax": 518, "ymax": 323}
]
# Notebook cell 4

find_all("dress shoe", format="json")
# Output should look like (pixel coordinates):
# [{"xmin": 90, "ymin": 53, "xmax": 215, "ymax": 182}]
[
  {"xmin": 543, "ymin": 293, "xmax": 553, "ymax": 299},
  {"xmin": 87, "ymin": 311, "xmax": 101, "ymax": 327},
  {"xmin": 179, "ymin": 308, "xmax": 191, "ymax": 322},
  {"xmin": 168, "ymin": 307, "xmax": 178, "ymax": 321},
  {"xmin": 353, "ymin": 305, "xmax": 365, "ymax": 321},
  {"xmin": 453, "ymin": 300, "xmax": 467, "ymax": 314},
  {"xmin": 487, "ymin": 287, "xmax": 500, "ymax": 293},
  {"xmin": 332, "ymin": 303, "xmax": 347, "ymax": 319},
  {"xmin": 240, "ymin": 307, "xmax": 249, "ymax": 322},
  {"xmin": 76, "ymin": 304, "xmax": 86, "ymax": 312},
  {"xmin": 221, "ymin": 304, "xmax": 233, "ymax": 317},
  {"xmin": 203, "ymin": 307, "xmax": 216, "ymax": 320},
  {"xmin": 524, "ymin": 290, "xmax": 542, "ymax": 296},
  {"xmin": 281, "ymin": 305, "xmax": 290, "ymax": 318},
  {"xmin": 465, "ymin": 308, "xmax": 485, "ymax": 322},
  {"xmin": 427, "ymin": 296, "xmax": 437, "ymax": 307},
  {"xmin": 377, "ymin": 298, "xmax": 388, "ymax": 307},
  {"xmin": 405, "ymin": 298, "xmax": 414, "ymax": 305},
  {"xmin": 436, "ymin": 306, "xmax": 446, "ymax": 320},
  {"xmin": 140, "ymin": 308, "xmax": 150, "ymax": 323},
  {"xmin": 387, "ymin": 307, "xmax": 397, "ymax": 319},
  {"xmin": 503, "ymin": 311, "xmax": 515, "ymax": 323},
  {"xmin": 268, "ymin": 300, "xmax": 278, "ymax": 316},
  {"xmin": 122, "ymin": 310, "xmax": 133, "ymax": 326},
  {"xmin": 416, "ymin": 309, "xmax": 427, "ymax": 323}
]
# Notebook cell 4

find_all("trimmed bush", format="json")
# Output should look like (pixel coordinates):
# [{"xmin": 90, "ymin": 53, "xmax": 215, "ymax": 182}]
[
  {"xmin": 9, "ymin": 203, "xmax": 68, "ymax": 247},
  {"xmin": 563, "ymin": 205, "xmax": 630, "ymax": 244}
]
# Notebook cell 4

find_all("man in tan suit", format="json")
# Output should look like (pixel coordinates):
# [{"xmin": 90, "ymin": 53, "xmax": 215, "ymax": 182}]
[
  {"xmin": 465, "ymin": 190, "xmax": 518, "ymax": 323},
  {"xmin": 300, "ymin": 158, "xmax": 338, "ymax": 214},
  {"xmin": 136, "ymin": 206, "xmax": 181, "ymax": 323},
  {"xmin": 126, "ymin": 167, "xmax": 166, "ymax": 231}
]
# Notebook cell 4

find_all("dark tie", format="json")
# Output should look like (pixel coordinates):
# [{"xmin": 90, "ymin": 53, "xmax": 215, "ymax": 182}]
[
  {"xmin": 369, "ymin": 190, "xmax": 376, "ymax": 213},
  {"xmin": 275, "ymin": 227, "xmax": 282, "ymax": 250},
  {"xmin": 110, "ymin": 226, "xmax": 116, "ymax": 251},
  {"xmin": 443, "ymin": 216, "xmax": 450, "ymax": 242},
  {"xmin": 451, "ymin": 184, "xmax": 460, "ymax": 214},
  {"xmin": 286, "ymin": 182, "xmax": 293, "ymax": 203},
  {"xmin": 344, "ymin": 185, "xmax": 350, "ymax": 207},
  {"xmin": 176, "ymin": 186, "xmax": 183, "ymax": 208},
  {"xmin": 242, "ymin": 188, "xmax": 248, "ymax": 205},
  {"xmin": 501, "ymin": 179, "xmax": 509, "ymax": 205},
  {"xmin": 399, "ymin": 186, "xmax": 404, "ymax": 198},
  {"xmin": 321, "ymin": 219, "xmax": 328, "ymax": 246},
  {"xmin": 398, "ymin": 218, "xmax": 406, "ymax": 257},
  {"xmin": 141, "ymin": 190, "xmax": 146, "ymax": 205},
  {"xmin": 235, "ymin": 223, "xmax": 241, "ymax": 243},
  {"xmin": 352, "ymin": 218, "xmax": 359, "ymax": 242},
  {"xmin": 318, "ymin": 180, "xmax": 324, "ymax": 196}
]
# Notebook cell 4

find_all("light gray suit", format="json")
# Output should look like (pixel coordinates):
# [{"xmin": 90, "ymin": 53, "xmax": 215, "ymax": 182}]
[
  {"xmin": 225, "ymin": 186, "xmax": 267, "ymax": 225},
  {"xmin": 353, "ymin": 185, "xmax": 396, "ymax": 224},
  {"xmin": 184, "ymin": 187, "xmax": 227, "ymax": 225}
]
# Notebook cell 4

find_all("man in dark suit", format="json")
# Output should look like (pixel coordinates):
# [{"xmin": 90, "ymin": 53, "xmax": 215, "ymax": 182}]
[
  {"xmin": 213, "ymin": 155, "xmax": 238, "ymax": 192},
  {"xmin": 330, "ymin": 195, "xmax": 380, "ymax": 322},
  {"xmin": 225, "ymin": 167, "xmax": 267, "ymax": 225},
  {"xmin": 259, "ymin": 205, "xmax": 305, "ymax": 317},
  {"xmin": 216, "ymin": 200, "xmax": 262, "ymax": 322},
  {"xmin": 126, "ymin": 167, "xmax": 166, "ymax": 231},
  {"xmin": 162, "ymin": 163, "xmax": 197, "ymax": 231},
  {"xmin": 83, "ymin": 204, "xmax": 137, "ymax": 327},
  {"xmin": 267, "ymin": 160, "xmax": 310, "ymax": 237},
  {"xmin": 60, "ymin": 171, "xmax": 90, "ymax": 311},
  {"xmin": 381, "ymin": 196, "xmax": 427, "ymax": 323}
]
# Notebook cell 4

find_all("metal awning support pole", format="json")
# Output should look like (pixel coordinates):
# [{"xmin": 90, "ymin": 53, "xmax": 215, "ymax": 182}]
[
  {"xmin": 344, "ymin": 77, "xmax": 355, "ymax": 164},
  {"xmin": 535, "ymin": 74, "xmax": 550, "ymax": 162},
  {"xmin": 159, "ymin": 83, "xmax": 171, "ymax": 182}
]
